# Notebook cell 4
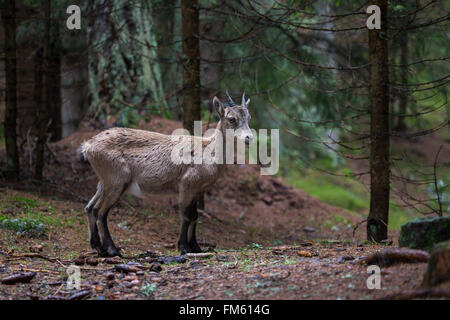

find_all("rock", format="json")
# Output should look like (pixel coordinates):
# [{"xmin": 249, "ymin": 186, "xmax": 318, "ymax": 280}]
[
  {"xmin": 422, "ymin": 241, "xmax": 450, "ymax": 288},
  {"xmin": 69, "ymin": 290, "xmax": 91, "ymax": 300},
  {"xmin": 399, "ymin": 216, "xmax": 450, "ymax": 251},
  {"xmin": 1, "ymin": 272, "xmax": 36, "ymax": 285},
  {"xmin": 302, "ymin": 227, "xmax": 316, "ymax": 233}
]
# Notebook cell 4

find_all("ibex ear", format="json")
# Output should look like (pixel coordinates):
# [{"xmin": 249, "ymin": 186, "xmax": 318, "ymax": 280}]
[
  {"xmin": 245, "ymin": 98, "xmax": 250, "ymax": 107},
  {"xmin": 213, "ymin": 96, "xmax": 224, "ymax": 117}
]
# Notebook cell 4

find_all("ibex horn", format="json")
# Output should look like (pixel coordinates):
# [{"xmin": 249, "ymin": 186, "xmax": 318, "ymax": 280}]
[
  {"xmin": 241, "ymin": 92, "xmax": 246, "ymax": 106},
  {"xmin": 225, "ymin": 89, "xmax": 236, "ymax": 107}
]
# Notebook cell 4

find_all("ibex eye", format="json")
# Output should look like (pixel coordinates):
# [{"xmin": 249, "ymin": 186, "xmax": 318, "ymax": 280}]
[{"xmin": 228, "ymin": 117, "xmax": 236, "ymax": 123}]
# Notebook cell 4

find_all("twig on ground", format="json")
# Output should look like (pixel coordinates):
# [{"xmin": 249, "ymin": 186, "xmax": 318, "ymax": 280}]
[{"xmin": 198, "ymin": 209, "xmax": 228, "ymax": 224}]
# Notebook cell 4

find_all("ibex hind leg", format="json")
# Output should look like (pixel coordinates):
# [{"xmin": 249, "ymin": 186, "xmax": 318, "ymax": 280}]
[
  {"xmin": 85, "ymin": 182, "xmax": 103, "ymax": 252},
  {"xmin": 95, "ymin": 183, "xmax": 128, "ymax": 257}
]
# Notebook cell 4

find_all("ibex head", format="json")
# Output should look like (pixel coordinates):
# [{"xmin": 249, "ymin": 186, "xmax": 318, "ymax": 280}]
[{"xmin": 213, "ymin": 90, "xmax": 254, "ymax": 145}]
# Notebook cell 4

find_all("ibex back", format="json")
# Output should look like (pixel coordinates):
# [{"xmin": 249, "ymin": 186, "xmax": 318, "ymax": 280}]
[{"xmin": 80, "ymin": 92, "xmax": 253, "ymax": 257}]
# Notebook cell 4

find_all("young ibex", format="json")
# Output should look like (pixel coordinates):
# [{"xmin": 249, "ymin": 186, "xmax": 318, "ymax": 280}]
[{"xmin": 80, "ymin": 91, "xmax": 253, "ymax": 257}]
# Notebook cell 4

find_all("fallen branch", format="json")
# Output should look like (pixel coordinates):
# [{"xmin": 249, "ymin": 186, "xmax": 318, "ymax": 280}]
[
  {"xmin": 198, "ymin": 209, "xmax": 228, "ymax": 224},
  {"xmin": 360, "ymin": 248, "xmax": 430, "ymax": 267},
  {"xmin": 380, "ymin": 288, "xmax": 450, "ymax": 300},
  {"xmin": 9, "ymin": 253, "xmax": 58, "ymax": 263},
  {"xmin": 1, "ymin": 272, "xmax": 36, "ymax": 284},
  {"xmin": 10, "ymin": 267, "xmax": 59, "ymax": 275}
]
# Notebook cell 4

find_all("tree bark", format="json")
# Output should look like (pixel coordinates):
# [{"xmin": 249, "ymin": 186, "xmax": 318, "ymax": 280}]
[
  {"xmin": 200, "ymin": 7, "xmax": 225, "ymax": 101},
  {"xmin": 87, "ymin": 0, "xmax": 167, "ymax": 121},
  {"xmin": 34, "ymin": 0, "xmax": 51, "ymax": 180},
  {"xmin": 49, "ymin": 23, "xmax": 62, "ymax": 141},
  {"xmin": 2, "ymin": 0, "xmax": 20, "ymax": 177},
  {"xmin": 395, "ymin": 32, "xmax": 408, "ymax": 131},
  {"xmin": 182, "ymin": 0, "xmax": 203, "ymax": 209},
  {"xmin": 367, "ymin": 0, "xmax": 390, "ymax": 242},
  {"xmin": 181, "ymin": 0, "xmax": 201, "ymax": 134}
]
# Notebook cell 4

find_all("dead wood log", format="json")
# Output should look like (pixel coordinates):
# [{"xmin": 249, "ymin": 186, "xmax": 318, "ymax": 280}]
[
  {"xmin": 360, "ymin": 248, "xmax": 430, "ymax": 267},
  {"xmin": 1, "ymin": 272, "xmax": 36, "ymax": 284},
  {"xmin": 380, "ymin": 288, "xmax": 450, "ymax": 300}
]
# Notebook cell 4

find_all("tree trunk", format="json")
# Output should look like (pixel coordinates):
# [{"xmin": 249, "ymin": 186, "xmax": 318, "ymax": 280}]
[
  {"xmin": 182, "ymin": 0, "xmax": 203, "ymax": 209},
  {"xmin": 367, "ymin": 0, "xmax": 390, "ymax": 242},
  {"xmin": 395, "ymin": 33, "xmax": 408, "ymax": 131},
  {"xmin": 2, "ymin": 0, "xmax": 20, "ymax": 177},
  {"xmin": 48, "ymin": 23, "xmax": 62, "ymax": 141},
  {"xmin": 181, "ymin": 0, "xmax": 201, "ymax": 133},
  {"xmin": 200, "ymin": 7, "xmax": 225, "ymax": 101},
  {"xmin": 87, "ymin": 0, "xmax": 167, "ymax": 122},
  {"xmin": 155, "ymin": 0, "xmax": 182, "ymax": 119},
  {"xmin": 35, "ymin": 0, "xmax": 51, "ymax": 180}
]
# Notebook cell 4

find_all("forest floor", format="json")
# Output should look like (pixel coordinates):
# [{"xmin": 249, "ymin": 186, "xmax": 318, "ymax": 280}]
[{"xmin": 0, "ymin": 117, "xmax": 447, "ymax": 300}]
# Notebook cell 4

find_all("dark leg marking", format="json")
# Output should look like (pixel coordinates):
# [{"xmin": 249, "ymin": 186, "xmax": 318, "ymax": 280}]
[{"xmin": 178, "ymin": 199, "xmax": 202, "ymax": 254}]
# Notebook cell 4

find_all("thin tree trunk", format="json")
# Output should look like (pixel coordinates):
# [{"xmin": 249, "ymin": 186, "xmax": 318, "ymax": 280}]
[
  {"xmin": 2, "ymin": 0, "xmax": 20, "ymax": 177},
  {"xmin": 367, "ymin": 0, "xmax": 390, "ymax": 242},
  {"xmin": 182, "ymin": 0, "xmax": 203, "ymax": 209},
  {"xmin": 49, "ymin": 23, "xmax": 61, "ymax": 141},
  {"xmin": 182, "ymin": 0, "xmax": 201, "ymax": 133},
  {"xmin": 35, "ymin": 0, "xmax": 51, "ymax": 180},
  {"xmin": 396, "ymin": 33, "xmax": 408, "ymax": 131}
]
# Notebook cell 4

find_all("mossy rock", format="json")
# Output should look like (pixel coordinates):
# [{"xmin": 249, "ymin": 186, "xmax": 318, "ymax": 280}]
[
  {"xmin": 399, "ymin": 216, "xmax": 450, "ymax": 251},
  {"xmin": 422, "ymin": 240, "xmax": 450, "ymax": 288}
]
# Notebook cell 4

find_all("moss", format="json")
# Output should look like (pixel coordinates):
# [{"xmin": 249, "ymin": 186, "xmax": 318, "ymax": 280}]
[{"xmin": 399, "ymin": 216, "xmax": 450, "ymax": 251}]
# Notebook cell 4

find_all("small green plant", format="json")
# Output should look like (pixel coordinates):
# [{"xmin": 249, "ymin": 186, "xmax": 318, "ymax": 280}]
[
  {"xmin": 0, "ymin": 217, "xmax": 46, "ymax": 237},
  {"xmin": 141, "ymin": 283, "xmax": 157, "ymax": 297},
  {"xmin": 249, "ymin": 242, "xmax": 263, "ymax": 250}
]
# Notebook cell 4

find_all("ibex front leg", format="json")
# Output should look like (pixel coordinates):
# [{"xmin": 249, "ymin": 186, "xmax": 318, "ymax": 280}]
[{"xmin": 177, "ymin": 180, "xmax": 202, "ymax": 254}]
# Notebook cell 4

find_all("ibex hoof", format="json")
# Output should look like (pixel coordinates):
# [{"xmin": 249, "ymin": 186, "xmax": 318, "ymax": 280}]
[{"xmin": 98, "ymin": 247, "xmax": 122, "ymax": 258}]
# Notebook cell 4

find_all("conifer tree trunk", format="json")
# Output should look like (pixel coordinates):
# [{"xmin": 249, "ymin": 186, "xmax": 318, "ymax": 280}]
[
  {"xmin": 35, "ymin": 0, "xmax": 51, "ymax": 180},
  {"xmin": 181, "ymin": 0, "xmax": 201, "ymax": 133},
  {"xmin": 182, "ymin": 0, "xmax": 203, "ymax": 208},
  {"xmin": 2, "ymin": 0, "xmax": 20, "ymax": 177},
  {"xmin": 396, "ymin": 33, "xmax": 408, "ymax": 131},
  {"xmin": 367, "ymin": 0, "xmax": 390, "ymax": 242}
]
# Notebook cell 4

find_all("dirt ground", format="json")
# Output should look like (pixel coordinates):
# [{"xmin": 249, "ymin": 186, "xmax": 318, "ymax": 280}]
[{"xmin": 0, "ymin": 117, "xmax": 448, "ymax": 300}]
